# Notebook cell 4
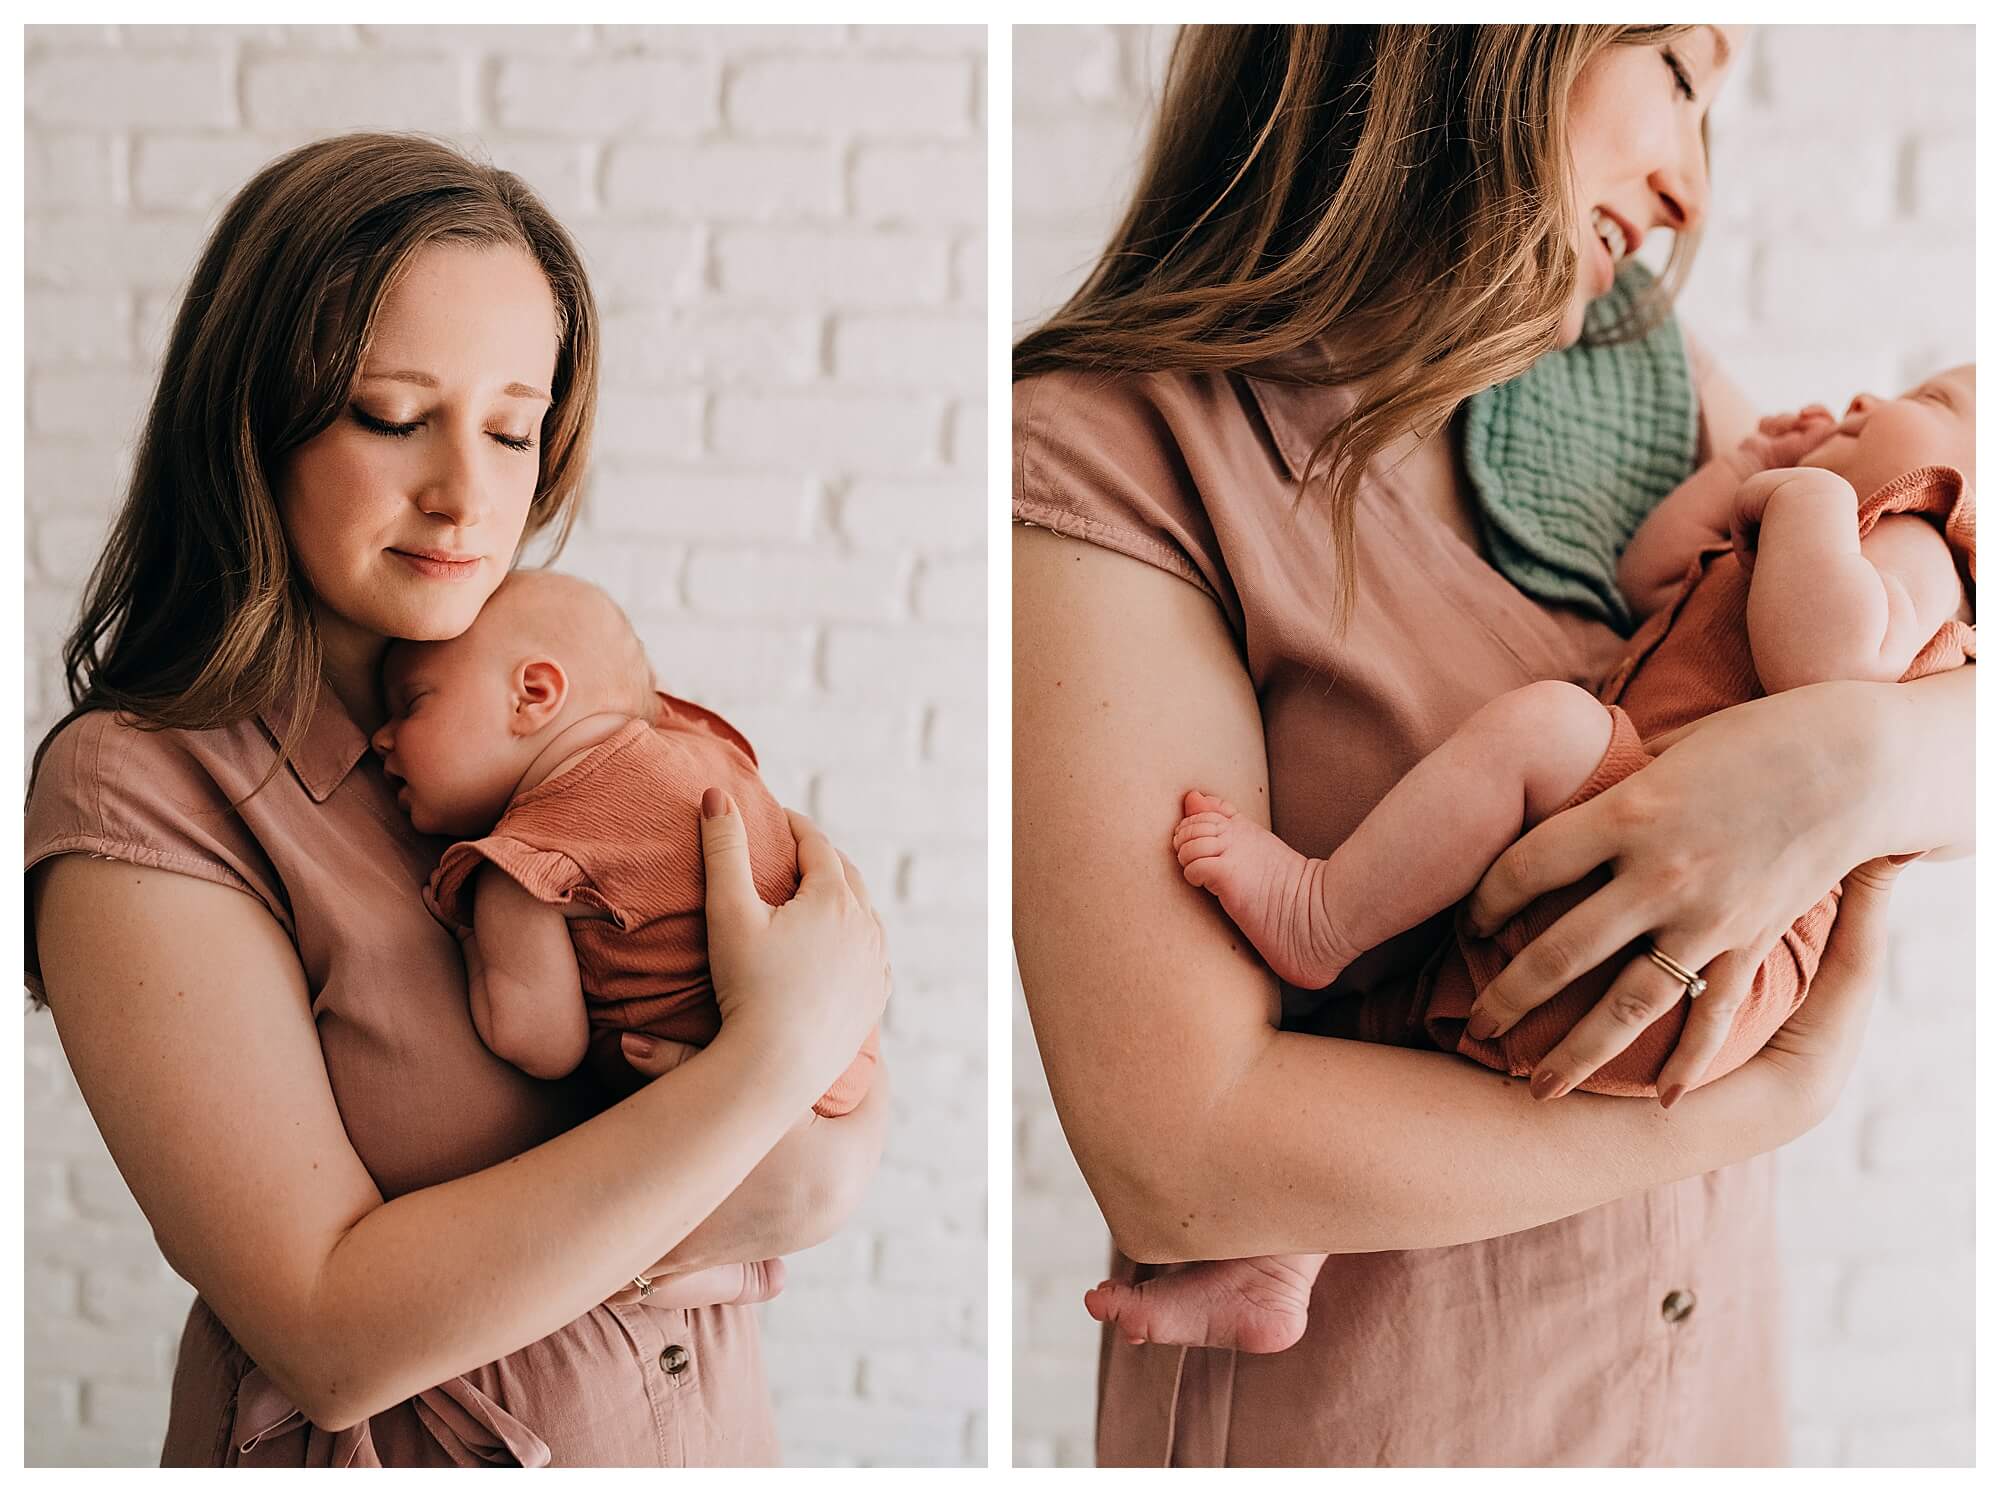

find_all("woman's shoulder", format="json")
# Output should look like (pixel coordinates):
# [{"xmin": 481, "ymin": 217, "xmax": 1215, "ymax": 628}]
[
  {"xmin": 27, "ymin": 707, "xmax": 287, "ymax": 920},
  {"xmin": 1015, "ymin": 365, "xmax": 1276, "ymax": 605},
  {"xmin": 1013, "ymin": 365, "xmax": 1251, "ymax": 484},
  {"xmin": 31, "ymin": 706, "xmax": 267, "ymax": 815}
]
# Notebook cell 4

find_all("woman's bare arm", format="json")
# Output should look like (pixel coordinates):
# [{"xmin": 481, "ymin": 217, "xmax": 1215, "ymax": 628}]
[
  {"xmin": 1014, "ymin": 526, "xmax": 1849, "ymax": 1264},
  {"xmin": 654, "ymin": 1069, "xmax": 889, "ymax": 1275},
  {"xmin": 34, "ymin": 835, "xmax": 873, "ymax": 1432}
]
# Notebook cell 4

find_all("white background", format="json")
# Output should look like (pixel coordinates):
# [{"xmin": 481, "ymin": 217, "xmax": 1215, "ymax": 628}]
[
  {"xmin": 24, "ymin": 22, "xmax": 986, "ymax": 1467},
  {"xmin": 1012, "ymin": 24, "xmax": 1974, "ymax": 1468}
]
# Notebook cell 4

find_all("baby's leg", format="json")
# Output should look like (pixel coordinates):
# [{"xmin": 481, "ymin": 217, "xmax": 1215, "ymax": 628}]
[
  {"xmin": 1084, "ymin": 1254, "xmax": 1327, "ymax": 1354},
  {"xmin": 1175, "ymin": 680, "xmax": 1613, "ymax": 990}
]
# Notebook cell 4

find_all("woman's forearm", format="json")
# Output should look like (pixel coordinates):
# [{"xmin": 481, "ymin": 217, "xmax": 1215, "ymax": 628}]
[
  {"xmin": 1868, "ymin": 666, "xmax": 1974, "ymax": 858},
  {"xmin": 307, "ymin": 1028, "xmax": 823, "ymax": 1430},
  {"xmin": 1105, "ymin": 1022, "xmax": 1798, "ymax": 1264},
  {"xmin": 654, "ymin": 1061, "xmax": 889, "ymax": 1274}
]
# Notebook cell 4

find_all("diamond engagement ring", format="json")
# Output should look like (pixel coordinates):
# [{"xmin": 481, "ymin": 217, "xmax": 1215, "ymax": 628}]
[{"xmin": 1646, "ymin": 945, "xmax": 1708, "ymax": 997}]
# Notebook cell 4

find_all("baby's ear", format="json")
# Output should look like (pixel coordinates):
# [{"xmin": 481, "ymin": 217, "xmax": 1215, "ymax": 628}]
[{"xmin": 512, "ymin": 657, "xmax": 569, "ymax": 733}]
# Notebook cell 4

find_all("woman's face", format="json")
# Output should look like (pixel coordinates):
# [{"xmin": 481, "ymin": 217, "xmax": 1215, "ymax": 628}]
[
  {"xmin": 276, "ymin": 240, "xmax": 560, "ymax": 652},
  {"xmin": 1560, "ymin": 25, "xmax": 1743, "ymax": 346}
]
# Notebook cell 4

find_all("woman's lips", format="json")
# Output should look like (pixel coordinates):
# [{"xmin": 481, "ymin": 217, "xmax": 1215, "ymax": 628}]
[{"xmin": 389, "ymin": 548, "xmax": 482, "ymax": 580}]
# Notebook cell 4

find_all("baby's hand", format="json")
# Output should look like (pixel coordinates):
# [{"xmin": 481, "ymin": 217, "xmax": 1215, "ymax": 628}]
[
  {"xmin": 1730, "ymin": 465, "xmax": 1858, "ymax": 572},
  {"xmin": 1730, "ymin": 405, "xmax": 1837, "ymax": 478}
]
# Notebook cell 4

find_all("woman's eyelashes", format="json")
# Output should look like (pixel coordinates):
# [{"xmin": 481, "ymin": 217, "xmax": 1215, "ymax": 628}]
[
  {"xmin": 1661, "ymin": 46, "xmax": 1696, "ymax": 101},
  {"xmin": 348, "ymin": 403, "xmax": 537, "ymax": 452}
]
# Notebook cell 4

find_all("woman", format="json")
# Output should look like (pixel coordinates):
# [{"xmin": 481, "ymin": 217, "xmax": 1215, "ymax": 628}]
[
  {"xmin": 1013, "ymin": 26, "xmax": 1970, "ymax": 1465},
  {"xmin": 27, "ymin": 134, "xmax": 889, "ymax": 1466}
]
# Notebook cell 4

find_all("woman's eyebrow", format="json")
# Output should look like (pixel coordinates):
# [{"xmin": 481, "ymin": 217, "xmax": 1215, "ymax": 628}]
[{"xmin": 359, "ymin": 367, "xmax": 552, "ymax": 402}]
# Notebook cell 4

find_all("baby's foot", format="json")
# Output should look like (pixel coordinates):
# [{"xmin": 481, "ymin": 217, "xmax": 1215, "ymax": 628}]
[
  {"xmin": 1083, "ymin": 1254, "xmax": 1321, "ymax": 1354},
  {"xmin": 1173, "ymin": 791, "xmax": 1352, "ymax": 989}
]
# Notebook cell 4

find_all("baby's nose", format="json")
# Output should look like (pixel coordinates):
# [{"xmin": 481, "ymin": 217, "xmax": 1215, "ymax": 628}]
[
  {"xmin": 370, "ymin": 721, "xmax": 395, "ymax": 756},
  {"xmin": 1846, "ymin": 392, "xmax": 1880, "ymax": 418}
]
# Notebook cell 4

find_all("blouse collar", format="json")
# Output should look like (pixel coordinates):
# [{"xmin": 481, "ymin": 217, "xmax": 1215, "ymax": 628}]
[
  {"xmin": 1240, "ymin": 366, "xmax": 1361, "ymax": 484},
  {"xmin": 257, "ymin": 677, "xmax": 372, "ymax": 804}
]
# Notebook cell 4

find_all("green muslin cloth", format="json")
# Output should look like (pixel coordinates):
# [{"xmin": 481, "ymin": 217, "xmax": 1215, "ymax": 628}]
[{"xmin": 1463, "ymin": 262, "xmax": 1699, "ymax": 634}]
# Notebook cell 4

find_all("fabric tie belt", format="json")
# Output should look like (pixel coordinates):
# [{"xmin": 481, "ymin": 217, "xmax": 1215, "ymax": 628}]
[{"xmin": 228, "ymin": 1364, "xmax": 552, "ymax": 1467}]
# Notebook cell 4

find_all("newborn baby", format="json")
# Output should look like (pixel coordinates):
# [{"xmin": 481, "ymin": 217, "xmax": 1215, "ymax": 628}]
[
  {"xmin": 1089, "ymin": 365, "xmax": 1975, "ymax": 1353},
  {"xmin": 373, "ymin": 569, "xmax": 878, "ymax": 1114}
]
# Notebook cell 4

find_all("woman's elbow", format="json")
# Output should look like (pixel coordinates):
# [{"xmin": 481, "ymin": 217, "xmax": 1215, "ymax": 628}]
[
  {"xmin": 804, "ymin": 1070, "xmax": 892, "ymax": 1243},
  {"xmin": 255, "ymin": 1344, "xmax": 382, "ymax": 1436},
  {"xmin": 1085, "ymin": 1150, "xmax": 1222, "ymax": 1266}
]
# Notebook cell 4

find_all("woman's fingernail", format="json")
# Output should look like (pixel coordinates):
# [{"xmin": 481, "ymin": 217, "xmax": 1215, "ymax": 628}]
[
  {"xmin": 1466, "ymin": 1011, "xmax": 1499, "ymax": 1041},
  {"xmin": 701, "ymin": 787, "xmax": 727, "ymax": 819},
  {"xmin": 622, "ymin": 1032, "xmax": 657, "ymax": 1059},
  {"xmin": 1660, "ymin": 1084, "xmax": 1686, "ymax": 1111},
  {"xmin": 1529, "ymin": 1070, "xmax": 1562, "ymax": 1102}
]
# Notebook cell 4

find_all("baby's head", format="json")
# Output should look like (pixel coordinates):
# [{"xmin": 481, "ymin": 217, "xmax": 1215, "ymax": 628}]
[
  {"xmin": 1799, "ymin": 363, "xmax": 1975, "ymax": 498},
  {"xmin": 372, "ymin": 569, "xmax": 657, "ymax": 836}
]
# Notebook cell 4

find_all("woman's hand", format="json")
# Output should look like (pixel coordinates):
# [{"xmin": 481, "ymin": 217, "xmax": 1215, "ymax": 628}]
[
  {"xmin": 697, "ymin": 788, "xmax": 889, "ymax": 1093},
  {"xmin": 1462, "ymin": 681, "xmax": 1891, "ymax": 1103},
  {"xmin": 606, "ymin": 1258, "xmax": 787, "ymax": 1311},
  {"xmin": 1725, "ymin": 857, "xmax": 1902, "ymax": 1121}
]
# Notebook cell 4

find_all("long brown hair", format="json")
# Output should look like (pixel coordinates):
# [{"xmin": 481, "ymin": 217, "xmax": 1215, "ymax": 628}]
[
  {"xmin": 34, "ymin": 131, "xmax": 599, "ymax": 792},
  {"xmin": 1014, "ymin": 25, "xmax": 1702, "ymax": 613}
]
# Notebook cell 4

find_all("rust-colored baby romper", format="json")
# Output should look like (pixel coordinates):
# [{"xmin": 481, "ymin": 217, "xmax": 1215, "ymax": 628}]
[
  {"xmin": 1422, "ymin": 464, "xmax": 1975, "ymax": 1094},
  {"xmin": 425, "ymin": 696, "xmax": 878, "ymax": 1118}
]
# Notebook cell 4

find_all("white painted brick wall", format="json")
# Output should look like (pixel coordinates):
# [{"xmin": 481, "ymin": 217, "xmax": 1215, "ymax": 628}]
[
  {"xmin": 24, "ymin": 22, "xmax": 986, "ymax": 1469},
  {"xmin": 1012, "ymin": 24, "xmax": 1973, "ymax": 1468}
]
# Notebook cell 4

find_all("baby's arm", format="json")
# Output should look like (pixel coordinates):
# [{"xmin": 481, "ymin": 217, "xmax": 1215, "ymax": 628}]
[
  {"xmin": 1734, "ymin": 466, "xmax": 1969, "ymax": 692},
  {"xmin": 1617, "ymin": 458, "xmax": 1744, "ymax": 617},
  {"xmin": 1619, "ymin": 405, "xmax": 1837, "ymax": 619},
  {"xmin": 461, "ymin": 866, "xmax": 590, "ymax": 1081}
]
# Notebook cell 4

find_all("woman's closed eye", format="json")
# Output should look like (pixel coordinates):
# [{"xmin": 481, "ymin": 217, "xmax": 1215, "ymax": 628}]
[
  {"xmin": 348, "ymin": 403, "xmax": 537, "ymax": 452},
  {"xmin": 1661, "ymin": 46, "xmax": 1696, "ymax": 102}
]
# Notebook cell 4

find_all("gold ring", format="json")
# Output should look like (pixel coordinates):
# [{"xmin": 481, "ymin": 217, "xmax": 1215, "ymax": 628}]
[
  {"xmin": 632, "ymin": 1275, "xmax": 654, "ymax": 1300},
  {"xmin": 1646, "ymin": 945, "xmax": 1708, "ymax": 998}
]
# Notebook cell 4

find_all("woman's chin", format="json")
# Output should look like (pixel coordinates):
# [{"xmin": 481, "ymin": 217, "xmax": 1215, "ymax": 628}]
[
  {"xmin": 368, "ymin": 592, "xmax": 490, "ymax": 645},
  {"xmin": 1553, "ymin": 298, "xmax": 1587, "ymax": 350}
]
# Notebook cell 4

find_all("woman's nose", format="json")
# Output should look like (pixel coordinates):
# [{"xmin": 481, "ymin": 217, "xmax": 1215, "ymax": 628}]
[
  {"xmin": 417, "ymin": 430, "xmax": 486, "ymax": 528},
  {"xmin": 1650, "ymin": 121, "xmax": 1711, "ymax": 233}
]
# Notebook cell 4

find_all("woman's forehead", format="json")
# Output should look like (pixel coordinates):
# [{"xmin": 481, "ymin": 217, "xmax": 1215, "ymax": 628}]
[{"xmin": 364, "ymin": 242, "xmax": 559, "ymax": 387}]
